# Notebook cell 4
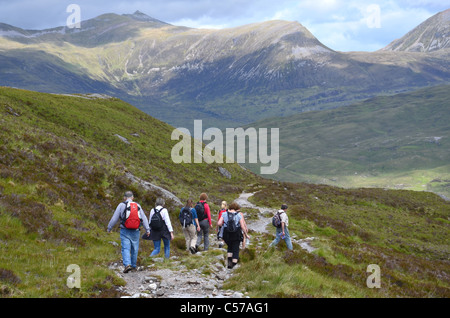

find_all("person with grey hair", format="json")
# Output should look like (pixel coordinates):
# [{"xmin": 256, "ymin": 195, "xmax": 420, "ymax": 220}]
[
  {"xmin": 107, "ymin": 191, "xmax": 150, "ymax": 273},
  {"xmin": 148, "ymin": 197, "xmax": 174, "ymax": 259}
]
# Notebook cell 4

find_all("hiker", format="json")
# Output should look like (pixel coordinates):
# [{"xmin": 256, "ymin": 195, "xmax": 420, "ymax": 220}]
[
  {"xmin": 217, "ymin": 202, "xmax": 246, "ymax": 269},
  {"xmin": 148, "ymin": 197, "xmax": 174, "ymax": 259},
  {"xmin": 107, "ymin": 191, "xmax": 150, "ymax": 273},
  {"xmin": 216, "ymin": 201, "xmax": 228, "ymax": 249},
  {"xmin": 269, "ymin": 204, "xmax": 293, "ymax": 251},
  {"xmin": 195, "ymin": 193, "xmax": 212, "ymax": 252},
  {"xmin": 179, "ymin": 199, "xmax": 200, "ymax": 254}
]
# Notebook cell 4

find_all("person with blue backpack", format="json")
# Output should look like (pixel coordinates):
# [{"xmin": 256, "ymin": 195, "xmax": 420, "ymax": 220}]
[
  {"xmin": 217, "ymin": 202, "xmax": 247, "ymax": 269},
  {"xmin": 179, "ymin": 199, "xmax": 200, "ymax": 254}
]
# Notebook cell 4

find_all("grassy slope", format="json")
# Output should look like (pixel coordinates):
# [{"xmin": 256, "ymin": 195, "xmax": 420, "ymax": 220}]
[
  {"xmin": 0, "ymin": 87, "xmax": 448, "ymax": 298},
  {"xmin": 243, "ymin": 84, "xmax": 450, "ymax": 198},
  {"xmin": 225, "ymin": 181, "xmax": 450, "ymax": 298},
  {"xmin": 0, "ymin": 87, "xmax": 256, "ymax": 297}
]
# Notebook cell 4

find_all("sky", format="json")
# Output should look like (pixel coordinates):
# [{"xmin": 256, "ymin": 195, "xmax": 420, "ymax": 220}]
[{"xmin": 0, "ymin": 0, "xmax": 449, "ymax": 51}]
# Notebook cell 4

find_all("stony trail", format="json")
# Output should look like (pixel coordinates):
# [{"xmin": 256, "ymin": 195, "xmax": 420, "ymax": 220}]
[{"xmin": 236, "ymin": 192, "xmax": 317, "ymax": 252}]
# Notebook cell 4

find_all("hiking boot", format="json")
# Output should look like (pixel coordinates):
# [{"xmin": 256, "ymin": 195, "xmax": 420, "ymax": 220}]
[
  {"xmin": 123, "ymin": 265, "xmax": 133, "ymax": 273},
  {"xmin": 227, "ymin": 257, "xmax": 233, "ymax": 269},
  {"xmin": 189, "ymin": 246, "xmax": 197, "ymax": 254}
]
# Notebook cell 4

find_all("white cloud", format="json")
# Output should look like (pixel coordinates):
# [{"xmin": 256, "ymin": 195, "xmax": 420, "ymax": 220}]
[{"xmin": 0, "ymin": 0, "xmax": 448, "ymax": 51}]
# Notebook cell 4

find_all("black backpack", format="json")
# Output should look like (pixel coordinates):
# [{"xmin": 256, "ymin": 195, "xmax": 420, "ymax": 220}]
[
  {"xmin": 272, "ymin": 211, "xmax": 283, "ymax": 228},
  {"xmin": 150, "ymin": 207, "xmax": 164, "ymax": 231},
  {"xmin": 195, "ymin": 201, "xmax": 206, "ymax": 221},
  {"xmin": 225, "ymin": 212, "xmax": 240, "ymax": 233},
  {"xmin": 179, "ymin": 207, "xmax": 193, "ymax": 228}
]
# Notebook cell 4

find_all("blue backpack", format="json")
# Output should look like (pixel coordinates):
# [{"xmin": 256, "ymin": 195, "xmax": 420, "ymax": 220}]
[
  {"xmin": 179, "ymin": 207, "xmax": 193, "ymax": 228},
  {"xmin": 272, "ymin": 211, "xmax": 283, "ymax": 228}
]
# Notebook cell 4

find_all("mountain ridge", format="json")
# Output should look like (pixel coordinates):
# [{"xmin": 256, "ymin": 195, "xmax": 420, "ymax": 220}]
[{"xmin": 0, "ymin": 10, "xmax": 449, "ymax": 129}]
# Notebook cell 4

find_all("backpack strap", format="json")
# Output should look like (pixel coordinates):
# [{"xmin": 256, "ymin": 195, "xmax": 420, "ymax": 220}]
[
  {"xmin": 153, "ymin": 207, "xmax": 165, "ymax": 221},
  {"xmin": 120, "ymin": 201, "xmax": 128, "ymax": 221}
]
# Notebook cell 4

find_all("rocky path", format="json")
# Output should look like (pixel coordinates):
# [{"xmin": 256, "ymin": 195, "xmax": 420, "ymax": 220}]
[
  {"xmin": 110, "ymin": 255, "xmax": 244, "ymax": 298},
  {"xmin": 236, "ymin": 192, "xmax": 317, "ymax": 252},
  {"xmin": 112, "ymin": 191, "xmax": 316, "ymax": 298}
]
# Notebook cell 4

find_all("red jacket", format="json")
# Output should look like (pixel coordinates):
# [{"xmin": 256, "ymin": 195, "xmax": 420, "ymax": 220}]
[
  {"xmin": 200, "ymin": 200, "xmax": 212, "ymax": 226},
  {"xmin": 217, "ymin": 209, "xmax": 226, "ymax": 221}
]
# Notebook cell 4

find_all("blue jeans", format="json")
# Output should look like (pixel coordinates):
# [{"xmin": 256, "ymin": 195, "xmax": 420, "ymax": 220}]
[
  {"xmin": 269, "ymin": 227, "xmax": 293, "ymax": 250},
  {"xmin": 120, "ymin": 228, "xmax": 141, "ymax": 268},
  {"xmin": 151, "ymin": 238, "xmax": 171, "ymax": 259}
]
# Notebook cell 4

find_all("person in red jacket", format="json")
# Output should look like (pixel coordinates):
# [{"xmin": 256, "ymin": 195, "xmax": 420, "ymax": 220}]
[{"xmin": 195, "ymin": 193, "xmax": 212, "ymax": 251}]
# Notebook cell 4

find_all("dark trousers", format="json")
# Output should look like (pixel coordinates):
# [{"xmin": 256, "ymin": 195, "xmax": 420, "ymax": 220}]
[
  {"xmin": 226, "ymin": 239, "xmax": 240, "ymax": 260},
  {"xmin": 196, "ymin": 219, "xmax": 210, "ymax": 250}
]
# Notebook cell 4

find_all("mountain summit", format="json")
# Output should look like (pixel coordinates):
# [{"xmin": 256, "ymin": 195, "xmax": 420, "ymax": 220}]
[
  {"xmin": 382, "ymin": 9, "xmax": 450, "ymax": 52},
  {"xmin": 122, "ymin": 10, "xmax": 170, "ymax": 25}
]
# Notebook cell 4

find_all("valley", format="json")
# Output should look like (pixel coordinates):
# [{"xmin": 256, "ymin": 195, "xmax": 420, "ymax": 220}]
[
  {"xmin": 0, "ymin": 7, "xmax": 449, "ymax": 299},
  {"xmin": 242, "ymin": 85, "xmax": 450, "ymax": 198}
]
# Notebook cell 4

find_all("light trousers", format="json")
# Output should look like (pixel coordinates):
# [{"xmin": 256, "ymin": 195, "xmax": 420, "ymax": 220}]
[{"xmin": 182, "ymin": 224, "xmax": 198, "ymax": 250}]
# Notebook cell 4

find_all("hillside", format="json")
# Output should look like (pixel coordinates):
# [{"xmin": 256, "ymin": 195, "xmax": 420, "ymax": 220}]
[
  {"xmin": 0, "ymin": 87, "xmax": 448, "ymax": 298},
  {"xmin": 0, "ymin": 11, "xmax": 449, "ymax": 129},
  {"xmin": 0, "ymin": 86, "xmax": 257, "ymax": 297},
  {"xmin": 241, "ymin": 85, "xmax": 450, "ymax": 198},
  {"xmin": 231, "ymin": 181, "xmax": 450, "ymax": 298}
]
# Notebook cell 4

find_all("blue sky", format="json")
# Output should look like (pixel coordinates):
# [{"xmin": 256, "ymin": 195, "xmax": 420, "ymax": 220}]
[{"xmin": 0, "ymin": 0, "xmax": 448, "ymax": 51}]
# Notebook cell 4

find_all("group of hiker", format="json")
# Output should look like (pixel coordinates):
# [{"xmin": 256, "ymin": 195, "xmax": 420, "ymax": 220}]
[{"xmin": 107, "ymin": 191, "xmax": 292, "ymax": 273}]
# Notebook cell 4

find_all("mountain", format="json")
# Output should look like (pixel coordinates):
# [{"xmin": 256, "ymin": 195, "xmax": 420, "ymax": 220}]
[
  {"xmin": 0, "ymin": 87, "xmax": 448, "ymax": 298},
  {"xmin": 0, "ymin": 11, "xmax": 171, "ymax": 47},
  {"xmin": 382, "ymin": 9, "xmax": 450, "ymax": 52},
  {"xmin": 0, "ymin": 11, "xmax": 449, "ymax": 130},
  {"xmin": 241, "ymin": 85, "xmax": 450, "ymax": 198}
]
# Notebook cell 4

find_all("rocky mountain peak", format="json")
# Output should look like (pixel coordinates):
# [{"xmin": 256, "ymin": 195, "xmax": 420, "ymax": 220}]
[{"xmin": 382, "ymin": 8, "xmax": 450, "ymax": 52}]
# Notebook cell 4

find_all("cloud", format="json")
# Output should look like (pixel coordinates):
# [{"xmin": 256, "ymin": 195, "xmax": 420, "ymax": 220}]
[
  {"xmin": 0, "ymin": 0, "xmax": 447, "ymax": 51},
  {"xmin": 271, "ymin": 0, "xmax": 446, "ymax": 51}
]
